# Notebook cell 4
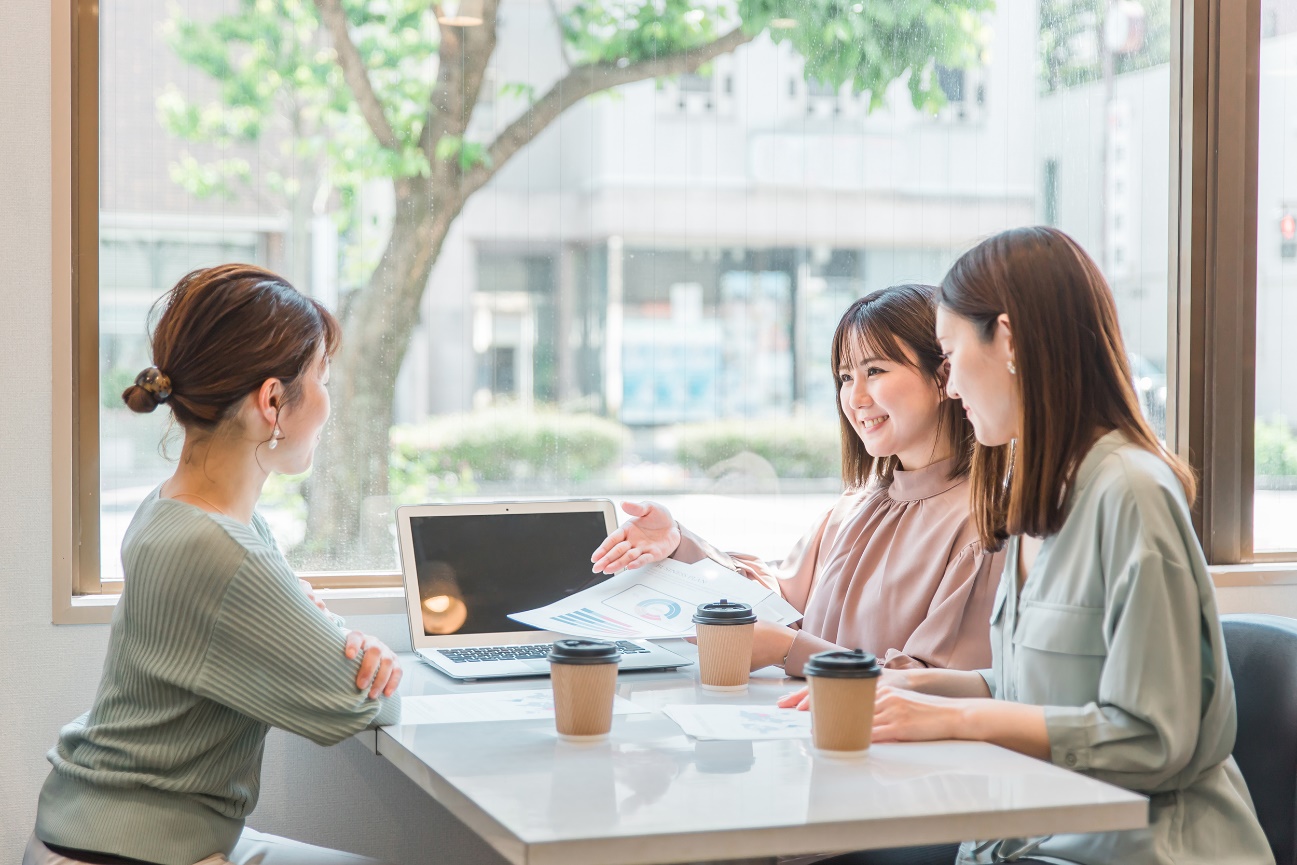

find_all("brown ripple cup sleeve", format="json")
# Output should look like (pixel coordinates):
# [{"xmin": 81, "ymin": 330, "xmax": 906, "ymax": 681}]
[
  {"xmin": 804, "ymin": 648, "xmax": 882, "ymax": 758},
  {"xmin": 693, "ymin": 599, "xmax": 758, "ymax": 691},
  {"xmin": 548, "ymin": 639, "xmax": 621, "ymax": 740}
]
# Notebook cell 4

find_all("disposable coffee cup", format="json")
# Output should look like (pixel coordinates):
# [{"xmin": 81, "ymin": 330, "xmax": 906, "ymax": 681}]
[
  {"xmin": 692, "ymin": 599, "xmax": 757, "ymax": 692},
  {"xmin": 804, "ymin": 649, "xmax": 882, "ymax": 758},
  {"xmin": 548, "ymin": 639, "xmax": 621, "ymax": 741}
]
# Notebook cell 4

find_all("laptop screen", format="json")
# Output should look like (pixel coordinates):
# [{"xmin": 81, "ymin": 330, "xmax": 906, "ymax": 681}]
[{"xmin": 407, "ymin": 510, "xmax": 614, "ymax": 636}]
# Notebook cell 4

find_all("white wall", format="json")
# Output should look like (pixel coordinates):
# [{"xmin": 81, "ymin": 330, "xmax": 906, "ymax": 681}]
[{"xmin": 0, "ymin": 2, "xmax": 506, "ymax": 862}]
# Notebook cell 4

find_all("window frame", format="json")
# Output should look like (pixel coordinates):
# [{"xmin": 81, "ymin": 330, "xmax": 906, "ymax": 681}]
[
  {"xmin": 53, "ymin": 0, "xmax": 403, "ymax": 625},
  {"xmin": 52, "ymin": 0, "xmax": 1283, "ymax": 624},
  {"xmin": 1170, "ymin": 0, "xmax": 1266, "ymax": 564}
]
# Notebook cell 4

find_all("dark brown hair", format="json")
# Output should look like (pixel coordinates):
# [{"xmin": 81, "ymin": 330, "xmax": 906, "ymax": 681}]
[
  {"xmin": 831, "ymin": 283, "xmax": 976, "ymax": 489},
  {"xmin": 122, "ymin": 264, "xmax": 341, "ymax": 431},
  {"xmin": 938, "ymin": 226, "xmax": 1194, "ymax": 549}
]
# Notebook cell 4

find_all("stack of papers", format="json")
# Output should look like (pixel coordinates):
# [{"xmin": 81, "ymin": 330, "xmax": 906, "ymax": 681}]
[{"xmin": 509, "ymin": 558, "xmax": 801, "ymax": 640}]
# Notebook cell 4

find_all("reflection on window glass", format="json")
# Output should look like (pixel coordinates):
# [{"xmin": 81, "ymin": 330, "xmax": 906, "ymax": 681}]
[
  {"xmin": 98, "ymin": 0, "xmax": 1172, "ymax": 578},
  {"xmin": 1254, "ymin": 0, "xmax": 1297, "ymax": 552}
]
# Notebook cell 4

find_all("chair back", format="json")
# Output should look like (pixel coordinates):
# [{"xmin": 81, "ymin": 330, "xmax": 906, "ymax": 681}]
[{"xmin": 1223, "ymin": 613, "xmax": 1297, "ymax": 865}]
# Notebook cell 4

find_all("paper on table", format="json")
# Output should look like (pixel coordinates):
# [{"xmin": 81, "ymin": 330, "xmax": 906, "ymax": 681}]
[
  {"xmin": 508, "ymin": 557, "xmax": 802, "ymax": 640},
  {"xmin": 662, "ymin": 704, "xmax": 813, "ymax": 741},
  {"xmin": 397, "ymin": 690, "xmax": 650, "ymax": 726}
]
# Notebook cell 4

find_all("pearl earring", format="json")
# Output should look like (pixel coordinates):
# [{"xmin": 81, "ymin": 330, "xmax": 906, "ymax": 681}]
[
  {"xmin": 269, "ymin": 421, "xmax": 282, "ymax": 450},
  {"xmin": 1007, "ymin": 359, "xmax": 1017, "ymax": 375}
]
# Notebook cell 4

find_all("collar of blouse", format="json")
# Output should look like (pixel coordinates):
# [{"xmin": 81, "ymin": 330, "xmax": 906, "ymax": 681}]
[{"xmin": 886, "ymin": 455, "xmax": 965, "ymax": 503}]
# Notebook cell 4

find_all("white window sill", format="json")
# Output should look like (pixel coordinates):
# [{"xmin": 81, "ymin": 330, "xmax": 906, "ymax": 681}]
[
  {"xmin": 1208, "ymin": 563, "xmax": 1297, "ymax": 586},
  {"xmin": 58, "ymin": 567, "xmax": 1297, "ymax": 625},
  {"xmin": 62, "ymin": 586, "xmax": 406, "ymax": 625}
]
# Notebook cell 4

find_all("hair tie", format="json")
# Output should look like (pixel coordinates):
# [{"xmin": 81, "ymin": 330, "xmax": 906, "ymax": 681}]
[{"xmin": 134, "ymin": 367, "xmax": 172, "ymax": 404}]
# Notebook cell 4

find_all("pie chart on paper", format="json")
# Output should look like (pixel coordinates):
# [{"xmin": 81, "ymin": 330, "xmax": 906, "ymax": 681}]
[
  {"xmin": 604, "ymin": 584, "xmax": 694, "ymax": 633},
  {"xmin": 634, "ymin": 598, "xmax": 684, "ymax": 622}
]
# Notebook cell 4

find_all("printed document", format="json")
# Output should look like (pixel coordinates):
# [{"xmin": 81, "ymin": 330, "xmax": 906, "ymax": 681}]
[
  {"xmin": 397, "ymin": 690, "xmax": 650, "ymax": 725},
  {"xmin": 508, "ymin": 557, "xmax": 801, "ymax": 640},
  {"xmin": 662, "ymin": 704, "xmax": 813, "ymax": 741}
]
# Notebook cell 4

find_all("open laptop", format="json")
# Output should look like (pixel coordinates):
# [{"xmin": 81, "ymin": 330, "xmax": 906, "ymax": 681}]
[{"xmin": 396, "ymin": 500, "xmax": 692, "ymax": 680}]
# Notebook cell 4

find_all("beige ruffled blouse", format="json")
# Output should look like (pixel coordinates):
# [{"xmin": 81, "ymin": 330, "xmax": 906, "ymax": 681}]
[{"xmin": 675, "ymin": 456, "xmax": 1005, "ymax": 676}]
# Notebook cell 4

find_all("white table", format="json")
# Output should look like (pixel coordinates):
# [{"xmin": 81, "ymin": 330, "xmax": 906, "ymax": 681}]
[{"xmin": 368, "ymin": 642, "xmax": 1147, "ymax": 865}]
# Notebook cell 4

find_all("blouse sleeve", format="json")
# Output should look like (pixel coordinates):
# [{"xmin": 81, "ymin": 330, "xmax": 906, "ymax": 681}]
[
  {"xmin": 882, "ymin": 541, "xmax": 1004, "ymax": 671},
  {"xmin": 1040, "ymin": 482, "xmax": 1208, "ymax": 791},
  {"xmin": 195, "ymin": 549, "xmax": 401, "ymax": 746},
  {"xmin": 977, "ymin": 669, "xmax": 998, "ymax": 699}
]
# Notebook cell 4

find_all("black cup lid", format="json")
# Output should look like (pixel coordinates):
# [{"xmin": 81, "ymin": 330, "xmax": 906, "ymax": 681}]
[
  {"xmin": 547, "ymin": 638, "xmax": 621, "ymax": 665},
  {"xmin": 803, "ymin": 648, "xmax": 881, "ymax": 679},
  {"xmin": 692, "ymin": 598, "xmax": 757, "ymax": 625}
]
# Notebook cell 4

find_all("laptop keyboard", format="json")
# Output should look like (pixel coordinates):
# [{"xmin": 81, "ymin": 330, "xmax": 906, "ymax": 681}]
[{"xmin": 437, "ymin": 641, "xmax": 651, "ymax": 663}]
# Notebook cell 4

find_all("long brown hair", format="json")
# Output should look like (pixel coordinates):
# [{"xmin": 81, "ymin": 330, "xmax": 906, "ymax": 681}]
[
  {"xmin": 122, "ymin": 264, "xmax": 341, "ymax": 431},
  {"xmin": 938, "ymin": 227, "xmax": 1194, "ymax": 548},
  {"xmin": 831, "ymin": 284, "xmax": 976, "ymax": 489}
]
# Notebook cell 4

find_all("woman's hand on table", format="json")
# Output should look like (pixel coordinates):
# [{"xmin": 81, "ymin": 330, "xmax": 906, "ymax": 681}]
[
  {"xmin": 344, "ymin": 632, "xmax": 403, "ymax": 699},
  {"xmin": 751, "ymin": 620, "xmax": 797, "ymax": 671},
  {"xmin": 871, "ymin": 685, "xmax": 963, "ymax": 742},
  {"xmin": 590, "ymin": 501, "xmax": 681, "ymax": 574},
  {"xmin": 776, "ymin": 668, "xmax": 914, "ymax": 712},
  {"xmin": 873, "ymin": 687, "xmax": 1050, "ymax": 758},
  {"xmin": 777, "ymin": 686, "xmax": 811, "ymax": 711}
]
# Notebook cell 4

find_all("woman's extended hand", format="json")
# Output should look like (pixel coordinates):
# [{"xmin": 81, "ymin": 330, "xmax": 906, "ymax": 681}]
[
  {"xmin": 344, "ymin": 632, "xmax": 403, "ymax": 699},
  {"xmin": 590, "ymin": 501, "xmax": 682, "ymax": 574},
  {"xmin": 871, "ymin": 685, "xmax": 963, "ymax": 743}
]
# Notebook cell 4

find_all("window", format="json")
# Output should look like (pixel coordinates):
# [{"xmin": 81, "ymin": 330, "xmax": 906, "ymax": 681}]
[
  {"xmin": 1254, "ymin": 6, "xmax": 1297, "ymax": 553},
  {"xmin": 62, "ymin": 0, "xmax": 1279, "ymax": 619},
  {"xmin": 1043, "ymin": 159, "xmax": 1061, "ymax": 227}
]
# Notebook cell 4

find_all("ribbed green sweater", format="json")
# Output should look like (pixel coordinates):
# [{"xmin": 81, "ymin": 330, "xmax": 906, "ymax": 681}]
[{"xmin": 35, "ymin": 489, "xmax": 401, "ymax": 865}]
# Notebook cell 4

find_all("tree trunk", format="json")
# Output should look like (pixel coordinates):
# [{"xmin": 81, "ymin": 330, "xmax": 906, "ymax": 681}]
[
  {"xmin": 295, "ymin": 16, "xmax": 751, "ymax": 568},
  {"xmin": 301, "ymin": 177, "xmax": 460, "ymax": 568}
]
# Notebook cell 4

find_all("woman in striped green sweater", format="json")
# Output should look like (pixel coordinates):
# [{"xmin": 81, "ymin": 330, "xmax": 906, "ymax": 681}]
[{"xmin": 25, "ymin": 265, "xmax": 403, "ymax": 865}]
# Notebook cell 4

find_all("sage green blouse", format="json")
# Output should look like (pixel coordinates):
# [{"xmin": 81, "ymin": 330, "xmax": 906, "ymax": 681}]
[{"xmin": 958, "ymin": 432, "xmax": 1274, "ymax": 865}]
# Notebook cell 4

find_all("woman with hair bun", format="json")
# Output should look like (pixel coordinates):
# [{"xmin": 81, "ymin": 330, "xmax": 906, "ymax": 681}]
[{"xmin": 25, "ymin": 265, "xmax": 402, "ymax": 865}]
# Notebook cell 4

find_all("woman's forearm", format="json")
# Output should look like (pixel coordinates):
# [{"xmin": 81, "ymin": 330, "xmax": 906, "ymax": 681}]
[
  {"xmin": 956, "ymin": 699, "xmax": 1051, "ymax": 761},
  {"xmin": 897, "ymin": 667, "xmax": 993, "ymax": 698},
  {"xmin": 897, "ymin": 670, "xmax": 1051, "ymax": 759}
]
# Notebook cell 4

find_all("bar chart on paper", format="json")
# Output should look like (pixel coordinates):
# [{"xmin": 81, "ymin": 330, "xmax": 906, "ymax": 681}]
[{"xmin": 549, "ymin": 607, "xmax": 642, "ymax": 637}]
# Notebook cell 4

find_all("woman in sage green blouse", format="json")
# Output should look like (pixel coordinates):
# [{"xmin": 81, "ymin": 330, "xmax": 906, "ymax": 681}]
[
  {"xmin": 784, "ymin": 227, "xmax": 1273, "ymax": 865},
  {"xmin": 26, "ymin": 266, "xmax": 403, "ymax": 865}
]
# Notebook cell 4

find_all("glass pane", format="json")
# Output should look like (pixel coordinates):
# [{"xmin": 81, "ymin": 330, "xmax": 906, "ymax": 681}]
[
  {"xmin": 99, "ymin": 0, "xmax": 1172, "ymax": 580},
  {"xmin": 1254, "ymin": 1, "xmax": 1297, "ymax": 553}
]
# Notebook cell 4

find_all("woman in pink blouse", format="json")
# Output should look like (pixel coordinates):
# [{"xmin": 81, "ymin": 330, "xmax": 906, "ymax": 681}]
[{"xmin": 591, "ymin": 283, "xmax": 1004, "ymax": 676}]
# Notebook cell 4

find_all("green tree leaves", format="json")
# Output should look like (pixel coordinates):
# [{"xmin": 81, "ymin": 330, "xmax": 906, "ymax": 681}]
[
  {"xmin": 557, "ymin": 0, "xmax": 991, "ymax": 114},
  {"xmin": 158, "ymin": 0, "xmax": 440, "ymax": 215},
  {"xmin": 434, "ymin": 135, "xmax": 492, "ymax": 171}
]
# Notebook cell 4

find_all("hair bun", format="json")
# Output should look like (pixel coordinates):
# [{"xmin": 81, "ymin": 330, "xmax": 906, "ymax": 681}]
[
  {"xmin": 122, "ymin": 367, "xmax": 172, "ymax": 413},
  {"xmin": 122, "ymin": 385, "xmax": 158, "ymax": 413}
]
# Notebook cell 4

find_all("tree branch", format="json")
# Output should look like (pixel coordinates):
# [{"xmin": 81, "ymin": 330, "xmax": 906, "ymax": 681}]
[
  {"xmin": 314, "ymin": 0, "xmax": 401, "ymax": 151},
  {"xmin": 461, "ymin": 25, "xmax": 754, "ymax": 198},
  {"xmin": 419, "ymin": 0, "xmax": 500, "ymax": 164}
]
